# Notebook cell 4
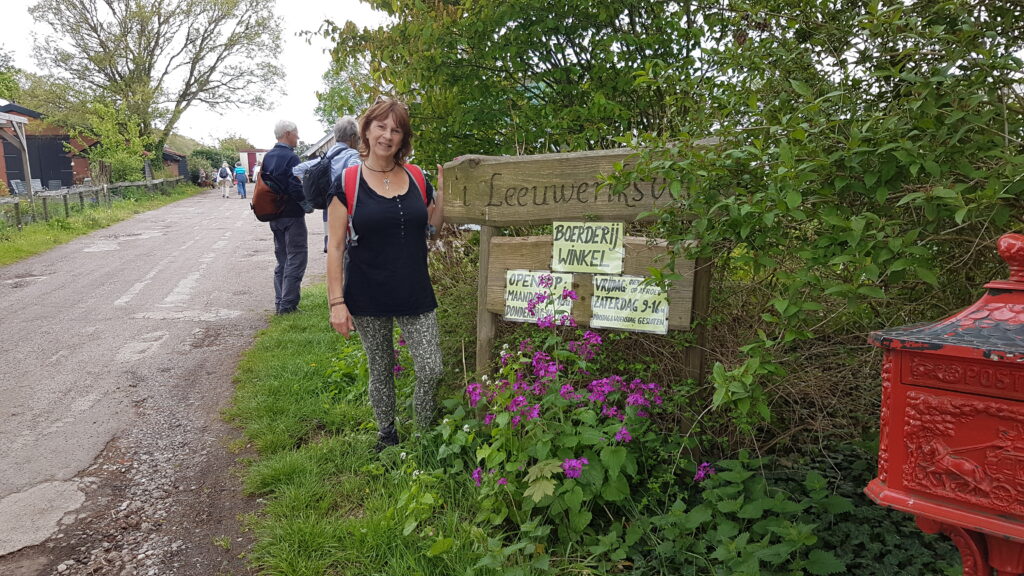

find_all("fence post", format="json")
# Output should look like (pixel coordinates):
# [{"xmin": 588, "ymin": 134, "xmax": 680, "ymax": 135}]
[
  {"xmin": 63, "ymin": 194, "xmax": 70, "ymax": 218},
  {"xmin": 93, "ymin": 188, "xmax": 100, "ymax": 205},
  {"xmin": 104, "ymin": 185, "xmax": 110, "ymax": 207},
  {"xmin": 14, "ymin": 201, "xmax": 21, "ymax": 231},
  {"xmin": 42, "ymin": 197, "xmax": 49, "ymax": 221},
  {"xmin": 78, "ymin": 191, "xmax": 85, "ymax": 211}
]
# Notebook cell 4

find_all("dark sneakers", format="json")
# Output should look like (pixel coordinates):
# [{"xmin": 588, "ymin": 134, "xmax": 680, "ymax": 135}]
[{"xmin": 375, "ymin": 426, "xmax": 400, "ymax": 453}]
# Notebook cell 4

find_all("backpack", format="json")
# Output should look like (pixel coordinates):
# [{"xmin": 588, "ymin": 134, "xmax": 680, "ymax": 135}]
[
  {"xmin": 301, "ymin": 146, "xmax": 345, "ymax": 211},
  {"xmin": 341, "ymin": 164, "xmax": 428, "ymax": 244},
  {"xmin": 219, "ymin": 167, "xmax": 229, "ymax": 179},
  {"xmin": 250, "ymin": 170, "xmax": 288, "ymax": 222}
]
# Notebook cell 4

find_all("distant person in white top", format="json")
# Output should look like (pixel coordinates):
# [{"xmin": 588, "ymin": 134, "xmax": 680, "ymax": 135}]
[
  {"xmin": 216, "ymin": 162, "xmax": 232, "ymax": 198},
  {"xmin": 252, "ymin": 161, "xmax": 262, "ymax": 183}
]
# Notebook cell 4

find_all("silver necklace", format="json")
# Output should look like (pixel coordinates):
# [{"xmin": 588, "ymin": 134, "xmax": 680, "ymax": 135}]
[{"xmin": 364, "ymin": 162, "xmax": 396, "ymax": 194}]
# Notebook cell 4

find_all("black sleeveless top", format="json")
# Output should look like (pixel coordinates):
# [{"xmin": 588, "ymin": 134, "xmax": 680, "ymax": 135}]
[{"xmin": 329, "ymin": 167, "xmax": 437, "ymax": 317}]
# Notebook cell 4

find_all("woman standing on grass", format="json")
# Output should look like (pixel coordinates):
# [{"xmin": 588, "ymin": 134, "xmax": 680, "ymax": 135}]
[{"xmin": 325, "ymin": 98, "xmax": 445, "ymax": 452}]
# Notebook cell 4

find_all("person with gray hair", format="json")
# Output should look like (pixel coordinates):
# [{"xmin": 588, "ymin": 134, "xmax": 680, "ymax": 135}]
[
  {"xmin": 292, "ymin": 116, "xmax": 361, "ymax": 252},
  {"xmin": 260, "ymin": 120, "xmax": 308, "ymax": 314}
]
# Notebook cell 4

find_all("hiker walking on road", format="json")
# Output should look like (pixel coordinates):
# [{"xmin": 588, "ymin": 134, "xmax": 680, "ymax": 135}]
[
  {"xmin": 217, "ymin": 162, "xmax": 232, "ymax": 198},
  {"xmin": 293, "ymin": 116, "xmax": 360, "ymax": 253},
  {"xmin": 325, "ymin": 98, "xmax": 445, "ymax": 451},
  {"xmin": 262, "ymin": 120, "xmax": 308, "ymax": 314},
  {"xmin": 234, "ymin": 162, "xmax": 247, "ymax": 199}
]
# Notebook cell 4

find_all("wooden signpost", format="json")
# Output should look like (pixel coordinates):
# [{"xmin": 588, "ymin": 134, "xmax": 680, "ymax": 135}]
[{"xmin": 442, "ymin": 149, "xmax": 710, "ymax": 379}]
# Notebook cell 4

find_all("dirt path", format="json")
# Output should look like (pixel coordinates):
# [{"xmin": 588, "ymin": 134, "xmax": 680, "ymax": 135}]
[{"xmin": 0, "ymin": 187, "xmax": 325, "ymax": 575}]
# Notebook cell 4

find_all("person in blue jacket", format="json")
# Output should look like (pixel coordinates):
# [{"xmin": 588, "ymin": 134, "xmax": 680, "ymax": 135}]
[
  {"xmin": 234, "ymin": 162, "xmax": 247, "ymax": 198},
  {"xmin": 293, "ymin": 116, "xmax": 361, "ymax": 252}
]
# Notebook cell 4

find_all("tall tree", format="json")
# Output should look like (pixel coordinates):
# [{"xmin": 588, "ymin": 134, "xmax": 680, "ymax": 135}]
[
  {"xmin": 314, "ymin": 54, "xmax": 374, "ymax": 128},
  {"xmin": 29, "ymin": 0, "xmax": 282, "ymax": 153},
  {"xmin": 219, "ymin": 134, "xmax": 256, "ymax": 154},
  {"xmin": 0, "ymin": 48, "xmax": 19, "ymax": 102},
  {"xmin": 320, "ymin": 1, "xmax": 697, "ymax": 164}
]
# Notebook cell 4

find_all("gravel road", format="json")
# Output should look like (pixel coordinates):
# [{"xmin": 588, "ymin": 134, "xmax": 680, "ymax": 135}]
[{"xmin": 0, "ymin": 187, "xmax": 325, "ymax": 575}]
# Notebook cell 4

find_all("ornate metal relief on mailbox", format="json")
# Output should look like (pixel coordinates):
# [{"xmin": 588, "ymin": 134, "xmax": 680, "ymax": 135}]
[{"xmin": 866, "ymin": 233, "xmax": 1024, "ymax": 576}]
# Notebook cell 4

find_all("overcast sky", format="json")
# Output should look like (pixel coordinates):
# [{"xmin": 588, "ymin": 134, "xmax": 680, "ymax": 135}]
[{"xmin": 2, "ymin": 0, "xmax": 386, "ymax": 150}]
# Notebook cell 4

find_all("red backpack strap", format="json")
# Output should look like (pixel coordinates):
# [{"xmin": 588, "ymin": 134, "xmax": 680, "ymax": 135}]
[
  {"xmin": 404, "ymin": 164, "xmax": 429, "ymax": 205},
  {"xmin": 343, "ymin": 165, "xmax": 360, "ymax": 215}
]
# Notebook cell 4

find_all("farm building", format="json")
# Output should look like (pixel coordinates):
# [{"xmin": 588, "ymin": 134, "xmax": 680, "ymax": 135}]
[
  {"xmin": 0, "ymin": 102, "xmax": 81, "ymax": 190},
  {"xmin": 238, "ymin": 149, "xmax": 269, "ymax": 181},
  {"xmin": 301, "ymin": 132, "xmax": 334, "ymax": 161}
]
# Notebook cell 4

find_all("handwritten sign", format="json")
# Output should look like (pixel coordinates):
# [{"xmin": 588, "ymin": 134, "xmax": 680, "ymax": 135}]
[
  {"xmin": 504, "ymin": 270, "xmax": 574, "ymax": 323},
  {"xmin": 551, "ymin": 222, "xmax": 624, "ymax": 274},
  {"xmin": 590, "ymin": 275, "xmax": 669, "ymax": 334}
]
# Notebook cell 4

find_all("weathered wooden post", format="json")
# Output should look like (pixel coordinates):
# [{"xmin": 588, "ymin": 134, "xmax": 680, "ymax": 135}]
[
  {"xmin": 13, "ymin": 201, "xmax": 21, "ymax": 231},
  {"xmin": 42, "ymin": 196, "xmax": 49, "ymax": 221},
  {"xmin": 475, "ymin": 225, "xmax": 498, "ymax": 372},
  {"xmin": 62, "ymin": 194, "xmax": 70, "ymax": 218},
  {"xmin": 78, "ymin": 191, "xmax": 85, "ymax": 211}
]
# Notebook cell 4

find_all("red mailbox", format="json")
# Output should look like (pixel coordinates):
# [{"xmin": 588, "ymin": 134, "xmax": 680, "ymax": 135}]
[{"xmin": 866, "ymin": 233, "xmax": 1024, "ymax": 576}]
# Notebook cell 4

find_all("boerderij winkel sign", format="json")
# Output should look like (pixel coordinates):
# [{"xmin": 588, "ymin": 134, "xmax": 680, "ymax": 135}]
[{"xmin": 442, "ymin": 150, "xmax": 676, "ymax": 227}]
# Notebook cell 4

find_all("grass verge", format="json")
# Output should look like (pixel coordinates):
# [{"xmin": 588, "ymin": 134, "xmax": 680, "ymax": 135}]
[
  {"xmin": 0, "ymin": 183, "xmax": 202, "ymax": 266},
  {"xmin": 227, "ymin": 284, "xmax": 485, "ymax": 575}
]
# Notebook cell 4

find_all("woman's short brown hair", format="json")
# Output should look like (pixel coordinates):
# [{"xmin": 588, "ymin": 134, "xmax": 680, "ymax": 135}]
[{"xmin": 359, "ymin": 98, "xmax": 413, "ymax": 165}]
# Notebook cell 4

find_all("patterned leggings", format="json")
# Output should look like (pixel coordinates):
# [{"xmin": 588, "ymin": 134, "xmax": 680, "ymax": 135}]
[{"xmin": 352, "ymin": 310, "xmax": 442, "ymax": 435}]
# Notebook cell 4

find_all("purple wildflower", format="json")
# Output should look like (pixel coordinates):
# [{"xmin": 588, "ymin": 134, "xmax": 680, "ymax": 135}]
[
  {"xmin": 587, "ymin": 377, "xmax": 617, "ymax": 404},
  {"xmin": 560, "ymin": 384, "xmax": 581, "ymax": 401},
  {"xmin": 483, "ymin": 413, "xmax": 495, "ymax": 425},
  {"xmin": 694, "ymin": 462, "xmax": 716, "ymax": 482},
  {"xmin": 466, "ymin": 381, "xmax": 483, "ymax": 408},
  {"xmin": 525, "ymin": 404, "xmax": 542, "ymax": 420},
  {"xmin": 508, "ymin": 395, "xmax": 527, "ymax": 412},
  {"xmin": 538, "ymin": 274, "xmax": 554, "ymax": 288},
  {"xmin": 532, "ymin": 351, "xmax": 558, "ymax": 380},
  {"xmin": 471, "ymin": 467, "xmax": 483, "ymax": 487},
  {"xmin": 583, "ymin": 331, "xmax": 602, "ymax": 346},
  {"xmin": 526, "ymin": 292, "xmax": 548, "ymax": 316},
  {"xmin": 393, "ymin": 364, "xmax": 404, "ymax": 375},
  {"xmin": 497, "ymin": 477, "xmax": 508, "ymax": 485},
  {"xmin": 602, "ymin": 405, "xmax": 623, "ymax": 421},
  {"xmin": 397, "ymin": 335, "xmax": 407, "ymax": 347},
  {"xmin": 561, "ymin": 288, "xmax": 578, "ymax": 301},
  {"xmin": 536, "ymin": 315, "xmax": 556, "ymax": 329},
  {"xmin": 511, "ymin": 414, "xmax": 522, "ymax": 428},
  {"xmin": 626, "ymin": 392, "xmax": 650, "ymax": 407},
  {"xmin": 562, "ymin": 457, "xmax": 590, "ymax": 479},
  {"xmin": 519, "ymin": 339, "xmax": 534, "ymax": 353},
  {"xmin": 615, "ymin": 426, "xmax": 632, "ymax": 443},
  {"xmin": 556, "ymin": 314, "xmax": 577, "ymax": 327}
]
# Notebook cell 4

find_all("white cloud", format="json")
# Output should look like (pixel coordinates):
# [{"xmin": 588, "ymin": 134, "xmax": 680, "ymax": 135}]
[{"xmin": 1, "ymin": 0, "xmax": 386, "ymax": 150}]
